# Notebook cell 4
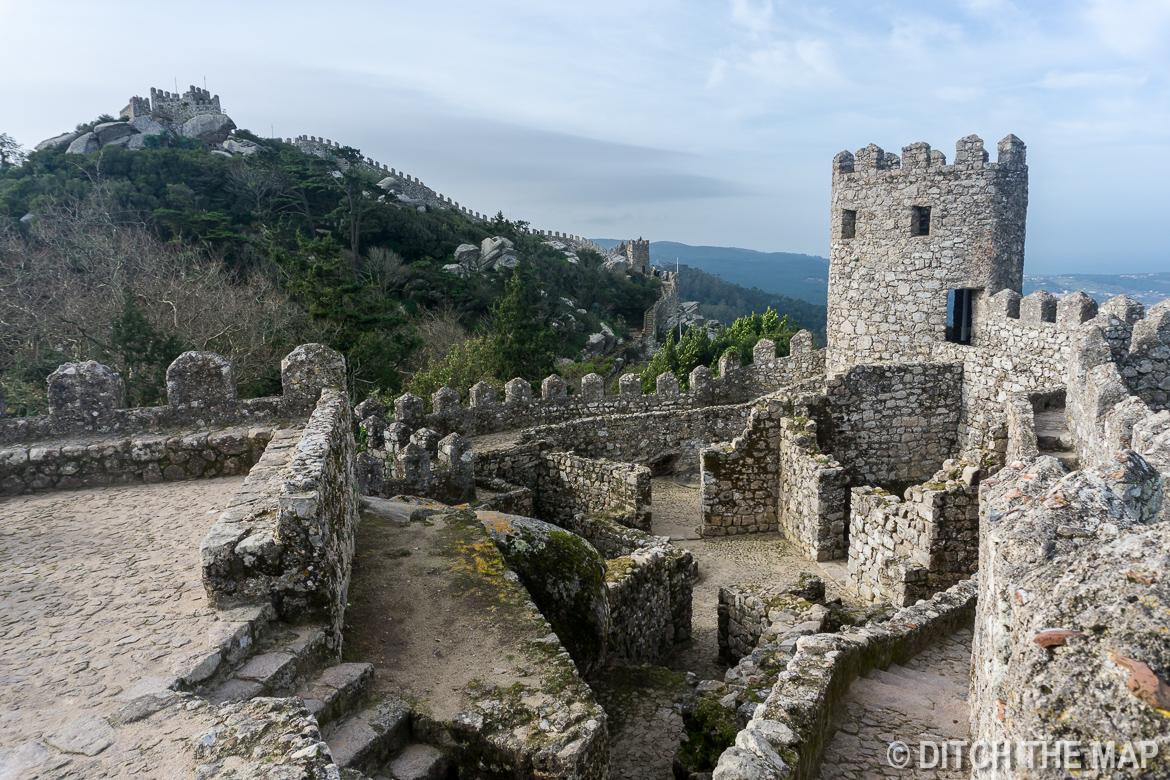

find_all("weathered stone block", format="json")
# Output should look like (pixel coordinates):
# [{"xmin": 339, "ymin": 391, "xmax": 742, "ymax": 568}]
[
  {"xmin": 580, "ymin": 373, "xmax": 604, "ymax": 402},
  {"xmin": 47, "ymin": 361, "xmax": 125, "ymax": 425},
  {"xmin": 281, "ymin": 344, "xmax": 345, "ymax": 409},
  {"xmin": 166, "ymin": 351, "xmax": 236, "ymax": 407},
  {"xmin": 541, "ymin": 374, "xmax": 567, "ymax": 399},
  {"xmin": 505, "ymin": 378, "xmax": 532, "ymax": 404}
]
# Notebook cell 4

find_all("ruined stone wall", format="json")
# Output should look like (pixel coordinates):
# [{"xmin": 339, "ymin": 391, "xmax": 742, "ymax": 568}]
[
  {"xmin": 827, "ymin": 134, "xmax": 1028, "ymax": 371},
  {"xmin": 699, "ymin": 401, "xmax": 785, "ymax": 537},
  {"xmin": 711, "ymin": 580, "xmax": 977, "ymax": 780},
  {"xmin": 0, "ymin": 426, "xmax": 273, "ymax": 494},
  {"xmin": 971, "ymin": 455, "xmax": 1168, "ymax": 779},
  {"xmin": 775, "ymin": 415, "xmax": 847, "ymax": 559},
  {"xmin": 718, "ymin": 583, "xmax": 828, "ymax": 664},
  {"xmin": 847, "ymin": 461, "xmax": 980, "ymax": 606},
  {"xmin": 824, "ymin": 362, "xmax": 963, "ymax": 486},
  {"xmin": 474, "ymin": 443, "xmax": 652, "ymax": 532},
  {"xmin": 606, "ymin": 544, "xmax": 696, "ymax": 664},
  {"xmin": 535, "ymin": 451, "xmax": 652, "ymax": 531}
]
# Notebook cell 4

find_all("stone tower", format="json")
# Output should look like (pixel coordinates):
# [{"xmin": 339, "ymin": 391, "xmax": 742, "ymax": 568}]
[{"xmin": 825, "ymin": 134, "xmax": 1028, "ymax": 371}]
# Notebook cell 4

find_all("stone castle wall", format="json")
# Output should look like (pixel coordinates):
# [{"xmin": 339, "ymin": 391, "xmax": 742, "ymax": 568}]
[
  {"xmin": 409, "ymin": 333, "xmax": 824, "ymax": 440},
  {"xmin": 827, "ymin": 135, "xmax": 1028, "ymax": 370},
  {"xmin": 847, "ymin": 462, "xmax": 981, "ymax": 606},
  {"xmin": 971, "ymin": 456, "xmax": 1167, "ymax": 778},
  {"xmin": 824, "ymin": 362, "xmax": 964, "ymax": 486}
]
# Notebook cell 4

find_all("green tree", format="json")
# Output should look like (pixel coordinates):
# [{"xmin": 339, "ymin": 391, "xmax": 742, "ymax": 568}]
[
  {"xmin": 491, "ymin": 270, "xmax": 558, "ymax": 382},
  {"xmin": 109, "ymin": 295, "xmax": 185, "ymax": 406},
  {"xmin": 0, "ymin": 133, "xmax": 26, "ymax": 170}
]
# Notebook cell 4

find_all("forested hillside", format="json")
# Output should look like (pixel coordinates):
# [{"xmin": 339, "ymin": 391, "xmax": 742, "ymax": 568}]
[
  {"xmin": 675, "ymin": 265, "xmax": 826, "ymax": 344},
  {"xmin": 0, "ymin": 123, "xmax": 661, "ymax": 412}
]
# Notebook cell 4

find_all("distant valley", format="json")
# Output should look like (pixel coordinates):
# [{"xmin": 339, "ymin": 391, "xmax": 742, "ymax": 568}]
[{"xmin": 593, "ymin": 240, "xmax": 1169, "ymax": 308}]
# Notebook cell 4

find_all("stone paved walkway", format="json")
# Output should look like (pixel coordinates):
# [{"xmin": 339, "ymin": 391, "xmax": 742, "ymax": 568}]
[
  {"xmin": 817, "ymin": 629, "xmax": 973, "ymax": 780},
  {"xmin": 0, "ymin": 479, "xmax": 243, "ymax": 778}
]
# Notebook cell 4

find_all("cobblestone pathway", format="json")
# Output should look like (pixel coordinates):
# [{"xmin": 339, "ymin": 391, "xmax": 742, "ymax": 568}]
[
  {"xmin": 817, "ymin": 629, "xmax": 973, "ymax": 780},
  {"xmin": 591, "ymin": 665, "xmax": 690, "ymax": 780},
  {"xmin": 0, "ymin": 479, "xmax": 243, "ymax": 778}
]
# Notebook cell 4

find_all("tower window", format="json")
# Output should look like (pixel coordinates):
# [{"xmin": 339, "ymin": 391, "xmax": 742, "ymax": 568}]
[
  {"xmin": 946, "ymin": 289, "xmax": 975, "ymax": 345},
  {"xmin": 911, "ymin": 206, "xmax": 931, "ymax": 236},
  {"xmin": 841, "ymin": 209, "xmax": 856, "ymax": 239}
]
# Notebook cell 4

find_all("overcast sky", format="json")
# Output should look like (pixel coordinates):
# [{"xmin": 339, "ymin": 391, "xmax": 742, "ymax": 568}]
[{"xmin": 2, "ymin": 0, "xmax": 1169, "ymax": 273}]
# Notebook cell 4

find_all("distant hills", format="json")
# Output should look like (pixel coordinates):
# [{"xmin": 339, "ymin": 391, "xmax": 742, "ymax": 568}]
[
  {"xmin": 1022, "ymin": 273, "xmax": 1170, "ymax": 306},
  {"xmin": 593, "ymin": 240, "xmax": 1169, "ymax": 309}
]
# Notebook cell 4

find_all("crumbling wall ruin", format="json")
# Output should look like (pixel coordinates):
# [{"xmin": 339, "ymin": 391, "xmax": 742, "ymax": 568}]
[{"xmin": 847, "ymin": 461, "xmax": 981, "ymax": 606}]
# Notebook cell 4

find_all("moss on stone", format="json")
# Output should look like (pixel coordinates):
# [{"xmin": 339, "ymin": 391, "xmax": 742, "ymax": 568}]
[{"xmin": 677, "ymin": 694, "xmax": 739, "ymax": 772}]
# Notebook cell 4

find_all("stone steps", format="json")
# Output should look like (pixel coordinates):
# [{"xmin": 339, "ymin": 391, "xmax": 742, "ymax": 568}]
[{"xmin": 205, "ymin": 621, "xmax": 330, "ymax": 704}]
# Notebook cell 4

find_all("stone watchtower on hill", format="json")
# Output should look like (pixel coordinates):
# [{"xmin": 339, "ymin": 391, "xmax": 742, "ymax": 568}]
[{"xmin": 825, "ymin": 134, "xmax": 1028, "ymax": 371}]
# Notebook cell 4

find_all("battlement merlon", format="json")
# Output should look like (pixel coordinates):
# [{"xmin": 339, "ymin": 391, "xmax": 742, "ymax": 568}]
[{"xmin": 832, "ymin": 134, "xmax": 1026, "ymax": 177}]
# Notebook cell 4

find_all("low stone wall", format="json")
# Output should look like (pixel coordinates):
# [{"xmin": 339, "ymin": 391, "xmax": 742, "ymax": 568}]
[
  {"xmin": 0, "ymin": 344, "xmax": 340, "ymax": 446},
  {"xmin": 606, "ymin": 544, "xmax": 697, "ymax": 664},
  {"xmin": 712, "ymin": 579, "xmax": 976, "ymax": 780},
  {"xmin": 408, "ymin": 333, "xmax": 826, "ymax": 438},
  {"xmin": 201, "ymin": 385, "xmax": 358, "ymax": 651},
  {"xmin": 0, "ymin": 426, "xmax": 274, "ymax": 495},
  {"xmin": 971, "ymin": 455, "xmax": 1168, "ymax": 779},
  {"xmin": 474, "ymin": 444, "xmax": 652, "ymax": 532},
  {"xmin": 718, "ymin": 582, "xmax": 828, "ymax": 664},
  {"xmin": 519, "ymin": 402, "xmax": 756, "ymax": 465},
  {"xmin": 847, "ymin": 461, "xmax": 980, "ymax": 606},
  {"xmin": 537, "ymin": 451, "xmax": 652, "ymax": 531},
  {"xmin": 824, "ymin": 361, "xmax": 963, "ymax": 487}
]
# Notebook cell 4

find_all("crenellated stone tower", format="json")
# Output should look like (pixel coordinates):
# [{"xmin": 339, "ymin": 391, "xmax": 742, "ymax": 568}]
[{"xmin": 825, "ymin": 134, "xmax": 1028, "ymax": 371}]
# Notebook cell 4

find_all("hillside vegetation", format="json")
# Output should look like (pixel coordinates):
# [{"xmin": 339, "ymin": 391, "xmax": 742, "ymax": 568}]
[{"xmin": 0, "ymin": 125, "xmax": 661, "ymax": 412}]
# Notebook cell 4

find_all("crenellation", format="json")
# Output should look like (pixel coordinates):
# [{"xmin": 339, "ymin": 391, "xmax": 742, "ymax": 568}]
[
  {"xmin": 1055, "ymin": 289, "xmax": 1098, "ymax": 328},
  {"xmin": 1019, "ymin": 289, "xmax": 1057, "ymax": 322}
]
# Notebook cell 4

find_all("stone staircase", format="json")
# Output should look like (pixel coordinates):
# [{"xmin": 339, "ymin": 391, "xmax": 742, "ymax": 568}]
[
  {"xmin": 193, "ymin": 606, "xmax": 448, "ymax": 780},
  {"xmin": 817, "ymin": 628, "xmax": 972, "ymax": 779},
  {"xmin": 1034, "ymin": 407, "xmax": 1078, "ymax": 469}
]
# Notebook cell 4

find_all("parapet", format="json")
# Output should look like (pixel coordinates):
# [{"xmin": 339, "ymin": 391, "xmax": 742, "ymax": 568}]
[
  {"xmin": 0, "ymin": 343, "xmax": 347, "ymax": 448},
  {"xmin": 832, "ymin": 134, "xmax": 1026, "ymax": 177}
]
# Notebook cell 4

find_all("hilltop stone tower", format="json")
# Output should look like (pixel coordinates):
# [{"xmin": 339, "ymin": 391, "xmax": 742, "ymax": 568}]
[
  {"xmin": 825, "ymin": 134, "xmax": 1028, "ymax": 371},
  {"xmin": 120, "ymin": 86, "xmax": 223, "ymax": 126}
]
